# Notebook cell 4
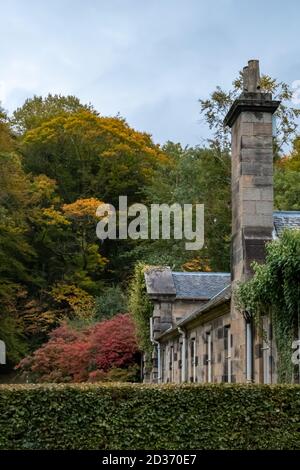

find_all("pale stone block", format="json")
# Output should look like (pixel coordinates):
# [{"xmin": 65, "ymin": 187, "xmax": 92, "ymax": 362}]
[
  {"xmin": 253, "ymin": 176, "xmax": 273, "ymax": 186},
  {"xmin": 240, "ymin": 175, "xmax": 254, "ymax": 188},
  {"xmin": 260, "ymin": 187, "xmax": 273, "ymax": 201},
  {"xmin": 241, "ymin": 162, "xmax": 263, "ymax": 175},
  {"xmin": 262, "ymin": 165, "xmax": 273, "ymax": 176},
  {"xmin": 242, "ymin": 188, "xmax": 261, "ymax": 200},
  {"xmin": 255, "ymin": 201, "xmax": 273, "ymax": 215},
  {"xmin": 241, "ymin": 111, "xmax": 272, "ymax": 123},
  {"xmin": 241, "ymin": 148, "xmax": 272, "ymax": 163},
  {"xmin": 242, "ymin": 200, "xmax": 256, "ymax": 214},
  {"xmin": 240, "ymin": 122, "xmax": 253, "ymax": 135},
  {"xmin": 252, "ymin": 122, "xmax": 272, "ymax": 135},
  {"xmin": 241, "ymin": 135, "xmax": 273, "ymax": 149},
  {"xmin": 242, "ymin": 214, "xmax": 273, "ymax": 227}
]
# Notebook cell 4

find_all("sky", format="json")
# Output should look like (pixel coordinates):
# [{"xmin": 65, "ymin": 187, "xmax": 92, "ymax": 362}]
[{"xmin": 1, "ymin": 0, "xmax": 300, "ymax": 146}]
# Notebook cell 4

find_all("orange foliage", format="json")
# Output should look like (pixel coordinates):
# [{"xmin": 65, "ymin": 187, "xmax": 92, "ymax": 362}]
[{"xmin": 62, "ymin": 198, "xmax": 103, "ymax": 220}]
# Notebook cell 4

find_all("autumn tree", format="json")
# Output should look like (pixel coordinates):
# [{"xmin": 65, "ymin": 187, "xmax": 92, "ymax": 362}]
[
  {"xmin": 0, "ymin": 103, "xmax": 36, "ymax": 363},
  {"xmin": 12, "ymin": 94, "xmax": 95, "ymax": 134},
  {"xmin": 21, "ymin": 110, "xmax": 168, "ymax": 204},
  {"xmin": 17, "ymin": 314, "xmax": 139, "ymax": 383},
  {"xmin": 61, "ymin": 198, "xmax": 107, "ymax": 293}
]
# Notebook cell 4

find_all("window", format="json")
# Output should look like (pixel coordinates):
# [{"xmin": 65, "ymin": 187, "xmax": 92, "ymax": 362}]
[
  {"xmin": 206, "ymin": 332, "xmax": 212, "ymax": 383},
  {"xmin": 224, "ymin": 325, "xmax": 232, "ymax": 383}
]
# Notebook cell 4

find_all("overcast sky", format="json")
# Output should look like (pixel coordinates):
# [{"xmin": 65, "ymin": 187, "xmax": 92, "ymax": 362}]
[{"xmin": 1, "ymin": 0, "xmax": 300, "ymax": 146}]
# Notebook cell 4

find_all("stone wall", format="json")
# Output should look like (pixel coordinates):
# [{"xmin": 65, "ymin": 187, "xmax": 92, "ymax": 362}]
[
  {"xmin": 159, "ymin": 302, "xmax": 231, "ymax": 384},
  {"xmin": 225, "ymin": 60, "xmax": 280, "ymax": 383}
]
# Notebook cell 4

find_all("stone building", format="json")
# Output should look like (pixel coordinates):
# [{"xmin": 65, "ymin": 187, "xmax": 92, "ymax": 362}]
[{"xmin": 144, "ymin": 60, "xmax": 300, "ymax": 384}]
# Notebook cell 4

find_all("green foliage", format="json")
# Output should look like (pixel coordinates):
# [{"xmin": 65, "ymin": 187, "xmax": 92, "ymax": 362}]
[
  {"xmin": 137, "ymin": 142, "xmax": 231, "ymax": 271},
  {"xmin": 274, "ymin": 139, "xmax": 300, "ymax": 210},
  {"xmin": 200, "ymin": 72, "xmax": 300, "ymax": 154},
  {"xmin": 235, "ymin": 230, "xmax": 300, "ymax": 382},
  {"xmin": 275, "ymin": 168, "xmax": 300, "ymax": 210},
  {"xmin": 0, "ymin": 316, "xmax": 27, "ymax": 365},
  {"xmin": 0, "ymin": 383, "xmax": 300, "ymax": 449},
  {"xmin": 128, "ymin": 263, "xmax": 153, "ymax": 367},
  {"xmin": 89, "ymin": 366, "xmax": 140, "ymax": 383},
  {"xmin": 94, "ymin": 286, "xmax": 127, "ymax": 321},
  {"xmin": 12, "ymin": 94, "xmax": 95, "ymax": 133}
]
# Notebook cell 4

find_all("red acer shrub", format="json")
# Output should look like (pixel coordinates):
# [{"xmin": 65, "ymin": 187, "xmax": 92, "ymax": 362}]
[{"xmin": 17, "ymin": 314, "xmax": 140, "ymax": 382}]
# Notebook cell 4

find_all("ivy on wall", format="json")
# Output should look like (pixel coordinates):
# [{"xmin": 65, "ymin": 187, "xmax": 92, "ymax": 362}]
[
  {"xmin": 235, "ymin": 230, "xmax": 300, "ymax": 383},
  {"xmin": 128, "ymin": 263, "xmax": 154, "ymax": 371}
]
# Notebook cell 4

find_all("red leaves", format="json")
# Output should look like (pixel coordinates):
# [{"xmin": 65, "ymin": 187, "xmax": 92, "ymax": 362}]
[{"xmin": 17, "ymin": 314, "xmax": 139, "ymax": 382}]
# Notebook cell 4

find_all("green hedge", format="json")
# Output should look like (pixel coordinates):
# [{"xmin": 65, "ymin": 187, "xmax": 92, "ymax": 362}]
[{"xmin": 0, "ymin": 383, "xmax": 300, "ymax": 450}]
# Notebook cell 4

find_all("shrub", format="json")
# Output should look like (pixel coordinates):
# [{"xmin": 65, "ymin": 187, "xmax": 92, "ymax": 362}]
[
  {"xmin": 0, "ymin": 383, "xmax": 299, "ymax": 450},
  {"xmin": 16, "ymin": 314, "xmax": 139, "ymax": 382},
  {"xmin": 94, "ymin": 285, "xmax": 127, "ymax": 320}
]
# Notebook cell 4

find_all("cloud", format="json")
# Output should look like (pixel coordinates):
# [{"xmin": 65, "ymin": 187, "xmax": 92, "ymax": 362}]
[{"xmin": 0, "ymin": 0, "xmax": 299, "ymax": 145}]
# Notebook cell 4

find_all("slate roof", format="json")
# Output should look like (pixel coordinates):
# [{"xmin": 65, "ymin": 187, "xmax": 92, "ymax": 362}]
[
  {"xmin": 273, "ymin": 211, "xmax": 300, "ymax": 237},
  {"xmin": 172, "ymin": 272, "xmax": 230, "ymax": 300},
  {"xmin": 144, "ymin": 268, "xmax": 230, "ymax": 300},
  {"xmin": 144, "ymin": 210, "xmax": 299, "ymax": 328}
]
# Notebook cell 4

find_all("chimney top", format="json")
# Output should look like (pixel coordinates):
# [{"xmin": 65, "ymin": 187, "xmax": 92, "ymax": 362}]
[
  {"xmin": 224, "ymin": 59, "xmax": 280, "ymax": 128},
  {"xmin": 243, "ymin": 59, "xmax": 260, "ymax": 92}
]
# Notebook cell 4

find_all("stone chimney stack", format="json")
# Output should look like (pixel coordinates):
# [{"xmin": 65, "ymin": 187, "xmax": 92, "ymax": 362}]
[
  {"xmin": 224, "ymin": 59, "xmax": 280, "ymax": 283},
  {"xmin": 224, "ymin": 60, "xmax": 280, "ymax": 382}
]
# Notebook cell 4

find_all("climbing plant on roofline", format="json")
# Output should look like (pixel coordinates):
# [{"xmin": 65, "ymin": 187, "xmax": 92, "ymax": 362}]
[
  {"xmin": 235, "ymin": 229, "xmax": 300, "ymax": 383},
  {"xmin": 128, "ymin": 262, "xmax": 154, "ymax": 373}
]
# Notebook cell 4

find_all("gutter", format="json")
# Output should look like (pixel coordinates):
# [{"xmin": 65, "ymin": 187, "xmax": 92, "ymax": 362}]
[
  {"xmin": 150, "ymin": 318, "xmax": 161, "ymax": 383},
  {"xmin": 177, "ymin": 327, "xmax": 187, "ymax": 382}
]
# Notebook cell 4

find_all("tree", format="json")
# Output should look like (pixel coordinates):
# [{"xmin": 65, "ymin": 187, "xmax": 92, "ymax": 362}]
[
  {"xmin": 61, "ymin": 198, "xmax": 107, "ymax": 293},
  {"xmin": 0, "ymin": 105, "xmax": 15, "ymax": 151},
  {"xmin": 199, "ymin": 73, "xmax": 300, "ymax": 155},
  {"xmin": 12, "ymin": 94, "xmax": 95, "ymax": 134},
  {"xmin": 134, "ymin": 142, "xmax": 231, "ymax": 271},
  {"xmin": 0, "ymin": 152, "xmax": 35, "ymax": 363},
  {"xmin": 94, "ymin": 285, "xmax": 127, "ymax": 321},
  {"xmin": 274, "ymin": 138, "xmax": 300, "ymax": 210},
  {"xmin": 21, "ymin": 110, "xmax": 168, "ymax": 204},
  {"xmin": 17, "ymin": 314, "xmax": 139, "ymax": 382}
]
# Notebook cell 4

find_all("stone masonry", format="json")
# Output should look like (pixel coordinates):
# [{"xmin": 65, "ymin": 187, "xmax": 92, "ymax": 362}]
[{"xmin": 224, "ymin": 59, "xmax": 280, "ymax": 382}]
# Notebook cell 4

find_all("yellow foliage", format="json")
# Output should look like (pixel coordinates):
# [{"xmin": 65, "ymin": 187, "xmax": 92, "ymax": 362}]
[
  {"xmin": 42, "ymin": 207, "xmax": 70, "ymax": 226},
  {"xmin": 182, "ymin": 257, "xmax": 212, "ymax": 272},
  {"xmin": 62, "ymin": 198, "xmax": 103, "ymax": 220},
  {"xmin": 23, "ymin": 110, "xmax": 170, "ymax": 172},
  {"xmin": 51, "ymin": 284, "xmax": 95, "ymax": 319},
  {"xmin": 30, "ymin": 175, "xmax": 58, "ymax": 204}
]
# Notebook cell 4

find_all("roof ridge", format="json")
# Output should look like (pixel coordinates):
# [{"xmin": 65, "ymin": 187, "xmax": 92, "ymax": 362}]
[
  {"xmin": 172, "ymin": 272, "xmax": 230, "ymax": 276},
  {"xmin": 273, "ymin": 211, "xmax": 300, "ymax": 215}
]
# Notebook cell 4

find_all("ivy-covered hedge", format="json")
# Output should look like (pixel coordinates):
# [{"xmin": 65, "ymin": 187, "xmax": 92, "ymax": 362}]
[{"xmin": 0, "ymin": 383, "xmax": 300, "ymax": 450}]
